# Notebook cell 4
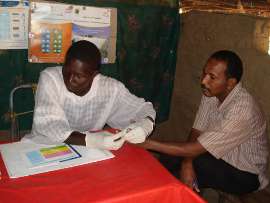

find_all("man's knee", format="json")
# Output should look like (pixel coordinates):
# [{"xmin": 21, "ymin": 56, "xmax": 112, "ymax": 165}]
[{"xmin": 193, "ymin": 152, "xmax": 214, "ymax": 171}]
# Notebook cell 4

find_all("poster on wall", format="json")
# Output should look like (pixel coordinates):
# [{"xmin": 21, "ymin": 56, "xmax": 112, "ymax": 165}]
[
  {"xmin": 28, "ymin": 1, "xmax": 117, "ymax": 64},
  {"xmin": 0, "ymin": 0, "xmax": 29, "ymax": 49}
]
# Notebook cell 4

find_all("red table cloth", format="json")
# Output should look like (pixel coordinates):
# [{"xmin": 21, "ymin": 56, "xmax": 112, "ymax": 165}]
[{"xmin": 0, "ymin": 142, "xmax": 206, "ymax": 203}]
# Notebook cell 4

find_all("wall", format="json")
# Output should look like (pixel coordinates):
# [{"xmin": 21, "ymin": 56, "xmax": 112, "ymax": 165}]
[
  {"xmin": 152, "ymin": 10, "xmax": 270, "ymax": 178},
  {"xmin": 153, "ymin": 11, "xmax": 270, "ymax": 147},
  {"xmin": 0, "ymin": 2, "xmax": 180, "ymax": 132}
]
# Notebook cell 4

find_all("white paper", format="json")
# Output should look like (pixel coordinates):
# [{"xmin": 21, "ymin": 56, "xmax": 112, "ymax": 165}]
[
  {"xmin": 29, "ymin": 1, "xmax": 116, "ymax": 63},
  {"xmin": 0, "ymin": 0, "xmax": 29, "ymax": 49},
  {"xmin": 0, "ymin": 141, "xmax": 114, "ymax": 178}
]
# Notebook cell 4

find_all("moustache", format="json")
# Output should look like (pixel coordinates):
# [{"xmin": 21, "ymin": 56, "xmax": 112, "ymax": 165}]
[{"xmin": 201, "ymin": 84, "xmax": 209, "ymax": 91}]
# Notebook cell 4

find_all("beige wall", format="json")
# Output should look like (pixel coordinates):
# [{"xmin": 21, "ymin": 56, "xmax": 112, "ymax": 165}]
[
  {"xmin": 152, "ymin": 11, "xmax": 270, "ymax": 154},
  {"xmin": 152, "ymin": 10, "xmax": 270, "ymax": 176}
]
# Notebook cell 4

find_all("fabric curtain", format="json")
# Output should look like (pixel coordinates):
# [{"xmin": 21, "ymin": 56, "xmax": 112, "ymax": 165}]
[{"xmin": 0, "ymin": 0, "xmax": 180, "ymax": 130}]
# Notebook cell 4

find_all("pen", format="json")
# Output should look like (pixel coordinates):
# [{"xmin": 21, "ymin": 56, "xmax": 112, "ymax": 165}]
[
  {"xmin": 114, "ymin": 137, "xmax": 122, "ymax": 142},
  {"xmin": 192, "ymin": 178, "xmax": 200, "ymax": 193},
  {"xmin": 114, "ymin": 128, "xmax": 131, "ymax": 142}
]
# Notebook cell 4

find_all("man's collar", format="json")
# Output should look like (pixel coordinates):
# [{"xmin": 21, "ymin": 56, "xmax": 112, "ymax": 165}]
[{"xmin": 217, "ymin": 82, "xmax": 242, "ymax": 110}]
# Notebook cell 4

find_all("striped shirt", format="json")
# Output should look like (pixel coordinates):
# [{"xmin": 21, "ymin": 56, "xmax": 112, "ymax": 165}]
[
  {"xmin": 194, "ymin": 83, "xmax": 269, "ymax": 189},
  {"xmin": 23, "ymin": 66, "xmax": 156, "ymax": 144}
]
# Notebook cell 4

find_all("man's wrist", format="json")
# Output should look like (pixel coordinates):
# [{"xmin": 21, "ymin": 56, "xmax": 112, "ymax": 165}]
[
  {"xmin": 65, "ymin": 131, "xmax": 86, "ymax": 145},
  {"xmin": 182, "ymin": 158, "xmax": 193, "ymax": 166}
]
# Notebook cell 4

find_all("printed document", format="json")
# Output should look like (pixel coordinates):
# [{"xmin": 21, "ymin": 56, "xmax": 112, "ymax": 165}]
[{"xmin": 0, "ymin": 141, "xmax": 114, "ymax": 178}]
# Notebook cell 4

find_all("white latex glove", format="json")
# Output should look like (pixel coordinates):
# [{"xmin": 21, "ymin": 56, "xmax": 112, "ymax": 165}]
[
  {"xmin": 84, "ymin": 131, "xmax": 125, "ymax": 150},
  {"xmin": 123, "ymin": 118, "xmax": 154, "ymax": 144}
]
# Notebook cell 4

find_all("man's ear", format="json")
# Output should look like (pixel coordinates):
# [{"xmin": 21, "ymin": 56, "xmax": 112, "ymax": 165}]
[{"xmin": 227, "ymin": 78, "xmax": 237, "ymax": 91}]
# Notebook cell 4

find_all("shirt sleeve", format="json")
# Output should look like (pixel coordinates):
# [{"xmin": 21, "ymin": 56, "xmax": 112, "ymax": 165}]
[
  {"xmin": 198, "ymin": 98, "xmax": 260, "ymax": 159},
  {"xmin": 106, "ymin": 83, "xmax": 156, "ymax": 129},
  {"xmin": 26, "ymin": 70, "xmax": 72, "ymax": 144}
]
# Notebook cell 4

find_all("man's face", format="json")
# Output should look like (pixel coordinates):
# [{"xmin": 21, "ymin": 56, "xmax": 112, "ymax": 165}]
[
  {"xmin": 200, "ymin": 58, "xmax": 230, "ymax": 102},
  {"xmin": 62, "ymin": 59, "xmax": 97, "ymax": 96}
]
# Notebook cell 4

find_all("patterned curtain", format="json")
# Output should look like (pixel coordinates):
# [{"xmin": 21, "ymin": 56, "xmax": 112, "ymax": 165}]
[{"xmin": 0, "ymin": 0, "xmax": 180, "ymax": 130}]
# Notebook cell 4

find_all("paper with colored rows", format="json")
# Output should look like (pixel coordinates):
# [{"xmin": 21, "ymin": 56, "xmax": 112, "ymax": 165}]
[
  {"xmin": 25, "ymin": 144, "xmax": 81, "ymax": 168},
  {"xmin": 0, "ymin": 141, "xmax": 114, "ymax": 178}
]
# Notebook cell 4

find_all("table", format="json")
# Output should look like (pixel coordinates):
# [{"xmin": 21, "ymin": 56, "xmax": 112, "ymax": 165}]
[{"xmin": 0, "ymin": 142, "xmax": 206, "ymax": 203}]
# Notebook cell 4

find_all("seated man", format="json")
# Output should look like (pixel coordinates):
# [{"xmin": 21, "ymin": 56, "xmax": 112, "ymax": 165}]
[
  {"xmin": 139, "ymin": 50, "xmax": 269, "ymax": 195},
  {"xmin": 23, "ymin": 40, "xmax": 155, "ymax": 150}
]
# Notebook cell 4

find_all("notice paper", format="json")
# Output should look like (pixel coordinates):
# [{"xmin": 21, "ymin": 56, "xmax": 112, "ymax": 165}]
[
  {"xmin": 29, "ymin": 1, "xmax": 117, "ymax": 63},
  {"xmin": 0, "ymin": 141, "xmax": 114, "ymax": 178},
  {"xmin": 0, "ymin": 0, "xmax": 29, "ymax": 49}
]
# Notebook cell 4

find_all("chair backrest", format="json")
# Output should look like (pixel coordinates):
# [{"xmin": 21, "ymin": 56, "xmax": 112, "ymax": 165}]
[{"xmin": 9, "ymin": 84, "xmax": 37, "ymax": 141}]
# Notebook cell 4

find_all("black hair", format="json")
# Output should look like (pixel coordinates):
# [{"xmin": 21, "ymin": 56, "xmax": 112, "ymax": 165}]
[
  {"xmin": 210, "ymin": 50, "xmax": 243, "ymax": 83},
  {"xmin": 64, "ymin": 40, "xmax": 101, "ymax": 70}
]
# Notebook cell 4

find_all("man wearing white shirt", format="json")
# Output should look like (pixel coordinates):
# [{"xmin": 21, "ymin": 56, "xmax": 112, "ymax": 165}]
[{"xmin": 23, "ymin": 40, "xmax": 156, "ymax": 150}]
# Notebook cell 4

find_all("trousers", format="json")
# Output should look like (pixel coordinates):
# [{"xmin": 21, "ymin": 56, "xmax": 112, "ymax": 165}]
[{"xmin": 158, "ymin": 152, "xmax": 259, "ymax": 195}]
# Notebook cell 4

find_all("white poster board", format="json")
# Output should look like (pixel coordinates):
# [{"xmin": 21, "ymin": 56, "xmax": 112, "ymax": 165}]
[
  {"xmin": 29, "ymin": 1, "xmax": 117, "ymax": 64},
  {"xmin": 0, "ymin": 0, "xmax": 29, "ymax": 49},
  {"xmin": 0, "ymin": 141, "xmax": 114, "ymax": 178}
]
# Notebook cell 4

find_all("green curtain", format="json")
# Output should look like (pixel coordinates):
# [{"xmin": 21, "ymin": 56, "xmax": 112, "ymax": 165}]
[{"xmin": 0, "ymin": 0, "xmax": 180, "ymax": 130}]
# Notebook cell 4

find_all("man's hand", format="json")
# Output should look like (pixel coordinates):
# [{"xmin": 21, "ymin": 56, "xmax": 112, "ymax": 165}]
[
  {"xmin": 180, "ymin": 159, "xmax": 200, "ymax": 192},
  {"xmin": 121, "ymin": 118, "xmax": 154, "ymax": 144},
  {"xmin": 84, "ymin": 131, "xmax": 125, "ymax": 150}
]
